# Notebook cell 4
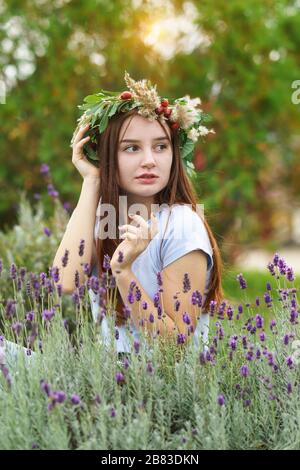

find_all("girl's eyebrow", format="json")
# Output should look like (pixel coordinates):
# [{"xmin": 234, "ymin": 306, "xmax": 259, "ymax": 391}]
[{"xmin": 120, "ymin": 137, "xmax": 170, "ymax": 143}]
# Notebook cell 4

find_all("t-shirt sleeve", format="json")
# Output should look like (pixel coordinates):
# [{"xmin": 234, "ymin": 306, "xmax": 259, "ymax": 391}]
[{"xmin": 160, "ymin": 205, "xmax": 214, "ymax": 271}]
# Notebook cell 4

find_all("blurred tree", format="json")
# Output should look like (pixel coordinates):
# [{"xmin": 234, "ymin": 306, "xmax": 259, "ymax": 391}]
[{"xmin": 0, "ymin": 0, "xmax": 300, "ymax": 263}]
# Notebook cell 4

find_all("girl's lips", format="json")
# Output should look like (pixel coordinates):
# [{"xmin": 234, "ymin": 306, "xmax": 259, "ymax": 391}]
[{"xmin": 136, "ymin": 176, "xmax": 159, "ymax": 184}]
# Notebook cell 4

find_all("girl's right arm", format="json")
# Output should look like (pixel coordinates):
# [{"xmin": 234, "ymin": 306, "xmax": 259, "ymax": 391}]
[{"xmin": 52, "ymin": 124, "xmax": 101, "ymax": 293}]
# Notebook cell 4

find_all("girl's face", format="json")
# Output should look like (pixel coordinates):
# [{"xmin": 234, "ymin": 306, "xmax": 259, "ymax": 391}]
[{"xmin": 117, "ymin": 114, "xmax": 173, "ymax": 199}]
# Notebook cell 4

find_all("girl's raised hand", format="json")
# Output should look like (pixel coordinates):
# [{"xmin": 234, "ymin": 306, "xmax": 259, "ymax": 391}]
[{"xmin": 72, "ymin": 124, "xmax": 100, "ymax": 180}]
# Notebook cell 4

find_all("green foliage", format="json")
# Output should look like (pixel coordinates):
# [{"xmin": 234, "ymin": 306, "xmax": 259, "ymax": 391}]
[{"xmin": 1, "ymin": 0, "xmax": 300, "ymax": 258}]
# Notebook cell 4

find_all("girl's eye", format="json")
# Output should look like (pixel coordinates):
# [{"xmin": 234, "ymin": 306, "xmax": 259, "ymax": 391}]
[{"xmin": 124, "ymin": 144, "xmax": 168, "ymax": 152}]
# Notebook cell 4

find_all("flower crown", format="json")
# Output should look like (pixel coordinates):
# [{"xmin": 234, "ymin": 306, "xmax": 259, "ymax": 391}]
[{"xmin": 70, "ymin": 71, "xmax": 215, "ymax": 178}]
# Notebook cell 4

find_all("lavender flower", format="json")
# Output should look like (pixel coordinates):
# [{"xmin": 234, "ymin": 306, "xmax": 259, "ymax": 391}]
[
  {"xmin": 51, "ymin": 266, "xmax": 60, "ymax": 283},
  {"xmin": 267, "ymin": 262, "xmax": 275, "ymax": 276},
  {"xmin": 25, "ymin": 311, "xmax": 34, "ymax": 323},
  {"xmin": 259, "ymin": 332, "xmax": 266, "ymax": 342},
  {"xmin": 5, "ymin": 300, "xmax": 17, "ymax": 319},
  {"xmin": 54, "ymin": 391, "xmax": 66, "ymax": 404},
  {"xmin": 147, "ymin": 362, "xmax": 154, "ymax": 374},
  {"xmin": 40, "ymin": 380, "xmax": 51, "ymax": 397},
  {"xmin": 240, "ymin": 365, "xmax": 249, "ymax": 378},
  {"xmin": 135, "ymin": 286, "xmax": 142, "ymax": 302},
  {"xmin": 236, "ymin": 273, "xmax": 247, "ymax": 289},
  {"xmin": 11, "ymin": 321, "xmax": 23, "ymax": 336},
  {"xmin": 255, "ymin": 314, "xmax": 264, "ymax": 329},
  {"xmin": 115, "ymin": 372, "xmax": 125, "ymax": 385},
  {"xmin": 61, "ymin": 249, "xmax": 69, "ymax": 268},
  {"xmin": 43, "ymin": 227, "xmax": 51, "ymax": 237},
  {"xmin": 10, "ymin": 263, "xmax": 17, "ymax": 281},
  {"xmin": 149, "ymin": 312, "xmax": 155, "ymax": 323},
  {"xmin": 103, "ymin": 254, "xmax": 111, "ymax": 271},
  {"xmin": 286, "ymin": 267, "xmax": 295, "ymax": 282},
  {"xmin": 273, "ymin": 253, "xmax": 280, "ymax": 266},
  {"xmin": 283, "ymin": 334, "xmax": 289, "ymax": 346},
  {"xmin": 123, "ymin": 357, "xmax": 130, "ymax": 370},
  {"xmin": 157, "ymin": 271, "xmax": 163, "ymax": 287},
  {"xmin": 42, "ymin": 309, "xmax": 55, "ymax": 323},
  {"xmin": 122, "ymin": 305, "xmax": 131, "ymax": 319},
  {"xmin": 47, "ymin": 183, "xmax": 59, "ymax": 198},
  {"xmin": 79, "ymin": 239, "xmax": 85, "ymax": 256},
  {"xmin": 191, "ymin": 290, "xmax": 202, "ymax": 307},
  {"xmin": 182, "ymin": 312, "xmax": 191, "ymax": 325},
  {"xmin": 217, "ymin": 394, "xmax": 225, "ymax": 406},
  {"xmin": 286, "ymin": 356, "xmax": 294, "ymax": 369},
  {"xmin": 117, "ymin": 250, "xmax": 124, "ymax": 263},
  {"xmin": 264, "ymin": 292, "xmax": 272, "ymax": 307},
  {"xmin": 127, "ymin": 290, "xmax": 135, "ymax": 304},
  {"xmin": 70, "ymin": 394, "xmax": 81, "ymax": 405},
  {"xmin": 290, "ymin": 308, "xmax": 298, "ymax": 324},
  {"xmin": 40, "ymin": 163, "xmax": 50, "ymax": 176},
  {"xmin": 134, "ymin": 341, "xmax": 140, "ymax": 354},
  {"xmin": 177, "ymin": 333, "xmax": 186, "ymax": 345},
  {"xmin": 183, "ymin": 273, "xmax": 191, "ymax": 293}
]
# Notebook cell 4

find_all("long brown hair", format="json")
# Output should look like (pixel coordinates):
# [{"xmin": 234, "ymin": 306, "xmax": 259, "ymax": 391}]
[{"xmin": 95, "ymin": 108, "xmax": 224, "ymax": 326}]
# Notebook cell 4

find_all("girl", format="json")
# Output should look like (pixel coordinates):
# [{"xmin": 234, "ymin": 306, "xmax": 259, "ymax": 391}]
[{"xmin": 1, "ymin": 76, "xmax": 224, "ymax": 369}]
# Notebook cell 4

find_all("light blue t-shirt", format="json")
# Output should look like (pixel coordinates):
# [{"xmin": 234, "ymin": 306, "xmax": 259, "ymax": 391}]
[{"xmin": 89, "ymin": 202, "xmax": 213, "ymax": 353}]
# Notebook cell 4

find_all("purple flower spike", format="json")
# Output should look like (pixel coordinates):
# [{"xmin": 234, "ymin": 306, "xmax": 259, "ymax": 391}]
[
  {"xmin": 183, "ymin": 273, "xmax": 191, "ymax": 293},
  {"xmin": 70, "ymin": 394, "xmax": 81, "ymax": 405},
  {"xmin": 236, "ymin": 273, "xmax": 247, "ymax": 289},
  {"xmin": 79, "ymin": 239, "xmax": 85, "ymax": 256},
  {"xmin": 61, "ymin": 249, "xmax": 69, "ymax": 268},
  {"xmin": 182, "ymin": 312, "xmax": 191, "ymax": 325},
  {"xmin": 217, "ymin": 394, "xmax": 225, "ymax": 406},
  {"xmin": 40, "ymin": 163, "xmax": 50, "ymax": 176},
  {"xmin": 115, "ymin": 372, "xmax": 125, "ymax": 385},
  {"xmin": 43, "ymin": 227, "xmax": 51, "ymax": 237},
  {"xmin": 117, "ymin": 250, "xmax": 124, "ymax": 263},
  {"xmin": 240, "ymin": 365, "xmax": 249, "ymax": 377},
  {"xmin": 177, "ymin": 333, "xmax": 186, "ymax": 345}
]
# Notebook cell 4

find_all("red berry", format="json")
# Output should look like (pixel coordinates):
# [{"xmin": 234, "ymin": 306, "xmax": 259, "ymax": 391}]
[
  {"xmin": 163, "ymin": 108, "xmax": 172, "ymax": 117},
  {"xmin": 120, "ymin": 91, "xmax": 132, "ymax": 100},
  {"xmin": 160, "ymin": 99, "xmax": 169, "ymax": 107},
  {"xmin": 171, "ymin": 122, "xmax": 180, "ymax": 129},
  {"xmin": 155, "ymin": 106, "xmax": 165, "ymax": 115}
]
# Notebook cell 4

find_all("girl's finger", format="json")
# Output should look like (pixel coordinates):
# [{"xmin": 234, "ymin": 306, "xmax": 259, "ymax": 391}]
[
  {"xmin": 76, "ymin": 135, "xmax": 90, "ymax": 148},
  {"xmin": 120, "ymin": 232, "xmax": 136, "ymax": 240},
  {"xmin": 128, "ymin": 214, "xmax": 149, "ymax": 228},
  {"xmin": 73, "ymin": 124, "xmax": 90, "ymax": 145},
  {"xmin": 119, "ymin": 224, "xmax": 140, "ymax": 235}
]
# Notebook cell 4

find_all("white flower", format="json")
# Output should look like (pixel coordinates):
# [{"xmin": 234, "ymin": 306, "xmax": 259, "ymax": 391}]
[
  {"xmin": 173, "ymin": 94, "xmax": 202, "ymax": 130},
  {"xmin": 198, "ymin": 125, "xmax": 215, "ymax": 136},
  {"xmin": 187, "ymin": 128, "xmax": 200, "ymax": 142}
]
